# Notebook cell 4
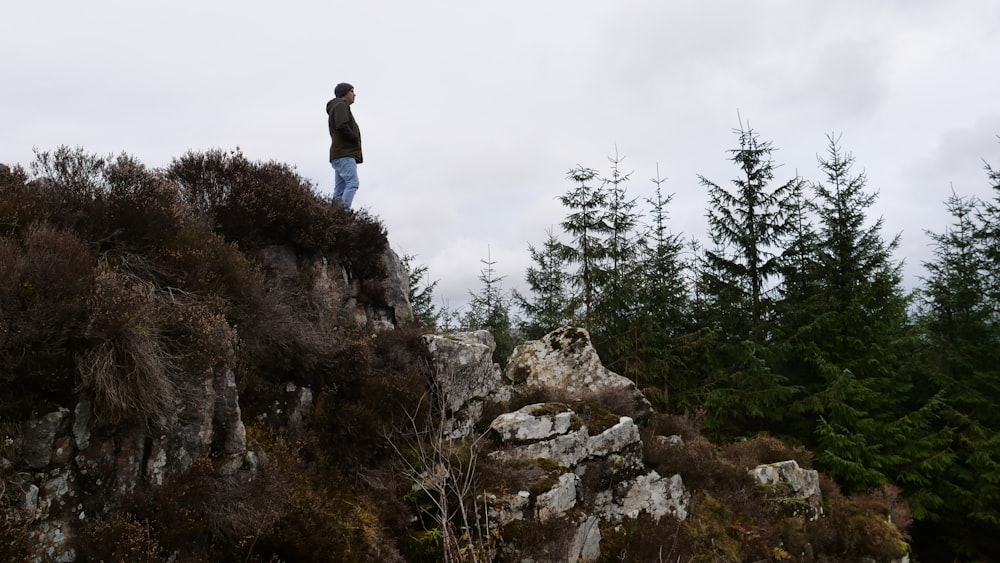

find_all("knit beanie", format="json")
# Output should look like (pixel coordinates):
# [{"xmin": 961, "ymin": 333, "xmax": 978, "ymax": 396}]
[{"xmin": 335, "ymin": 83, "xmax": 354, "ymax": 98}]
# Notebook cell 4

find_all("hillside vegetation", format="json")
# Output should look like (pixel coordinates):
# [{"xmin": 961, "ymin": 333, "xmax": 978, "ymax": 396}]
[{"xmin": 0, "ymin": 145, "xmax": 978, "ymax": 561}]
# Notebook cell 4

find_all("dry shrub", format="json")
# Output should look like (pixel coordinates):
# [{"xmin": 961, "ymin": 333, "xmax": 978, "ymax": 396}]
[
  {"xmin": 158, "ymin": 222, "xmax": 263, "ymax": 299},
  {"xmin": 314, "ymin": 371, "xmax": 426, "ymax": 471},
  {"xmin": 338, "ymin": 208, "xmax": 389, "ymax": 280},
  {"xmin": 24, "ymin": 147, "xmax": 192, "ymax": 253},
  {"xmin": 0, "ymin": 163, "xmax": 27, "ymax": 187},
  {"xmin": 308, "ymin": 324, "xmax": 431, "ymax": 471},
  {"xmin": 645, "ymin": 433, "xmax": 751, "ymax": 494},
  {"xmin": 115, "ymin": 448, "xmax": 295, "ymax": 563},
  {"xmin": 722, "ymin": 434, "xmax": 814, "ymax": 471},
  {"xmin": 647, "ymin": 410, "xmax": 704, "ymax": 442},
  {"xmin": 0, "ymin": 429, "xmax": 32, "ymax": 563},
  {"xmin": 577, "ymin": 385, "xmax": 641, "ymax": 420},
  {"xmin": 0, "ymin": 163, "xmax": 48, "ymax": 237},
  {"xmin": 0, "ymin": 224, "xmax": 94, "ymax": 416},
  {"xmin": 78, "ymin": 268, "xmax": 176, "ymax": 425},
  {"xmin": 805, "ymin": 484, "xmax": 911, "ymax": 561},
  {"xmin": 76, "ymin": 512, "xmax": 161, "ymax": 563},
  {"xmin": 262, "ymin": 478, "xmax": 404, "ymax": 563},
  {"xmin": 500, "ymin": 517, "xmax": 578, "ymax": 562},
  {"xmin": 165, "ymin": 148, "xmax": 381, "ymax": 261},
  {"xmin": 104, "ymin": 154, "xmax": 188, "ymax": 248},
  {"xmin": 29, "ymin": 146, "xmax": 111, "ymax": 235},
  {"xmin": 598, "ymin": 513, "xmax": 685, "ymax": 563},
  {"xmin": 238, "ymin": 431, "xmax": 405, "ymax": 563},
  {"xmin": 860, "ymin": 483, "xmax": 912, "ymax": 535},
  {"xmin": 159, "ymin": 293, "xmax": 236, "ymax": 376}
]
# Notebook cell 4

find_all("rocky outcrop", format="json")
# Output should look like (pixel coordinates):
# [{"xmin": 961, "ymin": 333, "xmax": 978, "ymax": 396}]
[
  {"xmin": 504, "ymin": 326, "xmax": 652, "ymax": 423},
  {"xmin": 258, "ymin": 244, "xmax": 414, "ymax": 332},
  {"xmin": 5, "ymin": 245, "xmax": 412, "ymax": 563},
  {"xmin": 422, "ymin": 330, "xmax": 513, "ymax": 438},
  {"xmin": 7, "ymin": 230, "xmax": 851, "ymax": 563},
  {"xmin": 751, "ymin": 459, "xmax": 823, "ymax": 520},
  {"xmin": 8, "ymin": 364, "xmax": 254, "ymax": 563},
  {"xmin": 426, "ymin": 327, "xmax": 690, "ymax": 562},
  {"xmin": 485, "ymin": 402, "xmax": 689, "ymax": 562}
]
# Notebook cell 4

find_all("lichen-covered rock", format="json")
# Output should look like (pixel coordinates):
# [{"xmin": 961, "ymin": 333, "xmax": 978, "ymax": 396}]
[
  {"xmin": 378, "ymin": 246, "xmax": 415, "ymax": 327},
  {"xmin": 20, "ymin": 408, "xmax": 70, "ymax": 469},
  {"xmin": 489, "ymin": 403, "xmax": 577, "ymax": 442},
  {"xmin": 750, "ymin": 459, "xmax": 823, "ymax": 519},
  {"xmin": 569, "ymin": 516, "xmax": 602, "ymax": 562},
  {"xmin": 603, "ymin": 470, "xmax": 689, "ymax": 522},
  {"xmin": 504, "ymin": 326, "xmax": 651, "ymax": 422},
  {"xmin": 536, "ymin": 472, "xmax": 579, "ymax": 522},
  {"xmin": 12, "ymin": 361, "xmax": 256, "ymax": 562},
  {"xmin": 423, "ymin": 330, "xmax": 513, "ymax": 437},
  {"xmin": 490, "ymin": 404, "xmax": 641, "ymax": 469}
]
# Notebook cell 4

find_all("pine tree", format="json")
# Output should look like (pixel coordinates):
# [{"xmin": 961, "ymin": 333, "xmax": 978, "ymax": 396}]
[
  {"xmin": 698, "ymin": 121, "xmax": 800, "ymax": 342},
  {"xmin": 696, "ymin": 121, "xmax": 801, "ymax": 436},
  {"xmin": 912, "ymin": 169, "xmax": 1000, "ymax": 558},
  {"xmin": 402, "ymin": 254, "xmax": 440, "ymax": 328},
  {"xmin": 559, "ymin": 165, "xmax": 610, "ymax": 330},
  {"xmin": 463, "ymin": 247, "xmax": 516, "ymax": 366},
  {"xmin": 778, "ymin": 134, "xmax": 918, "ymax": 491},
  {"xmin": 515, "ymin": 228, "xmax": 575, "ymax": 339}
]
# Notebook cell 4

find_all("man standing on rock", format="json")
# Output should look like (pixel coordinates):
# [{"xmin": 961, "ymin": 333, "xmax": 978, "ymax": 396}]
[{"xmin": 327, "ymin": 82, "xmax": 363, "ymax": 208}]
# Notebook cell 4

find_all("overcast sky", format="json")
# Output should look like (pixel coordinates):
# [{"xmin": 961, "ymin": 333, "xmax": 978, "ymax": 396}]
[{"xmin": 4, "ymin": 1, "xmax": 1000, "ymax": 313}]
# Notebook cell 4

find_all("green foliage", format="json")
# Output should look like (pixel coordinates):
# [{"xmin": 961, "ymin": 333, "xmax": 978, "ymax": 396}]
[
  {"xmin": 515, "ymin": 228, "xmax": 575, "ymax": 339},
  {"xmin": 462, "ymin": 248, "xmax": 517, "ymax": 366},
  {"xmin": 402, "ymin": 253, "xmax": 441, "ymax": 328},
  {"xmin": 559, "ymin": 165, "xmax": 608, "ymax": 328},
  {"xmin": 906, "ymin": 160, "xmax": 1000, "ymax": 560},
  {"xmin": 697, "ymin": 121, "xmax": 803, "ymax": 342}
]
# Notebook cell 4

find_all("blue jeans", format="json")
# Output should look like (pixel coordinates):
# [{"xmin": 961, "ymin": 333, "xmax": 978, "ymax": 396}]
[{"xmin": 331, "ymin": 157, "xmax": 359, "ymax": 208}]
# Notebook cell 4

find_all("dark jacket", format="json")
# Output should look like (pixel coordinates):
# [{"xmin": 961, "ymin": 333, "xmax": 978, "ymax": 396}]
[{"xmin": 326, "ymin": 98, "xmax": 363, "ymax": 163}]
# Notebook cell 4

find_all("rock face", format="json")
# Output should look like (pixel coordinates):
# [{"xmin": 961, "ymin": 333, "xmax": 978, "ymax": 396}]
[
  {"xmin": 4, "ymin": 246, "xmax": 412, "ymax": 563},
  {"xmin": 259, "ymin": 244, "xmax": 414, "ymax": 332},
  {"xmin": 8, "ymin": 365, "xmax": 254, "ymax": 563},
  {"xmin": 489, "ymin": 403, "xmax": 689, "ymax": 523},
  {"xmin": 422, "ymin": 330, "xmax": 513, "ymax": 438}
]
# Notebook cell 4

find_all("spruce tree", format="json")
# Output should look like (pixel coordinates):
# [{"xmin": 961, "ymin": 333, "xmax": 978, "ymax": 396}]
[
  {"xmin": 912, "ymin": 165, "xmax": 1000, "ymax": 558},
  {"xmin": 631, "ymin": 167, "xmax": 694, "ymax": 407},
  {"xmin": 590, "ymin": 150, "xmax": 645, "ymax": 378},
  {"xmin": 515, "ymin": 228, "xmax": 575, "ymax": 339},
  {"xmin": 402, "ymin": 254, "xmax": 440, "ymax": 328},
  {"xmin": 780, "ymin": 134, "xmax": 918, "ymax": 491},
  {"xmin": 696, "ymin": 121, "xmax": 801, "ymax": 436},
  {"xmin": 559, "ymin": 165, "xmax": 609, "ymax": 331},
  {"xmin": 698, "ymin": 121, "xmax": 799, "ymax": 342},
  {"xmin": 463, "ymin": 247, "xmax": 516, "ymax": 366}
]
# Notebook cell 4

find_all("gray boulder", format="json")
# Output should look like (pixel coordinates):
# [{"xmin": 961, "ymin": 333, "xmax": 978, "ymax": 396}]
[
  {"xmin": 750, "ymin": 459, "xmax": 823, "ymax": 520},
  {"xmin": 423, "ymin": 330, "xmax": 512, "ymax": 438},
  {"xmin": 504, "ymin": 326, "xmax": 652, "ymax": 422}
]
